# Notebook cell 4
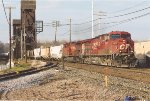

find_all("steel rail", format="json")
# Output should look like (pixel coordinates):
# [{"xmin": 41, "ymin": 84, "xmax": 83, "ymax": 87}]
[{"xmin": 0, "ymin": 62, "xmax": 57, "ymax": 82}]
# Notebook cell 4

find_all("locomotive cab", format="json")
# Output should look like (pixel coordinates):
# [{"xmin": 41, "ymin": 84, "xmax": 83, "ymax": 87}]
[
  {"xmin": 107, "ymin": 31, "xmax": 136, "ymax": 67},
  {"xmin": 109, "ymin": 31, "xmax": 134, "ymax": 54}
]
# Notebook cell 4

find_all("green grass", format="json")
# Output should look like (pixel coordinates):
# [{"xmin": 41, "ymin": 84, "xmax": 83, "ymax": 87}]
[{"xmin": 0, "ymin": 60, "xmax": 31, "ymax": 75}]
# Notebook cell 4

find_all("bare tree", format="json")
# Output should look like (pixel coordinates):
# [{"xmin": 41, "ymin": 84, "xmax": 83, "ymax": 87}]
[
  {"xmin": 37, "ymin": 40, "xmax": 68, "ymax": 48},
  {"xmin": 0, "ymin": 41, "xmax": 4, "ymax": 53}
]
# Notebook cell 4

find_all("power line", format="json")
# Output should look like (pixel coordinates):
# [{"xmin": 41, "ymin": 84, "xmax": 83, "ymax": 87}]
[
  {"xmin": 60, "ymin": 31, "xmax": 70, "ymax": 36},
  {"xmin": 59, "ymin": 24, "xmax": 70, "ymax": 27},
  {"xmin": 45, "ymin": 5, "xmax": 150, "ymax": 27},
  {"xmin": 51, "ymin": 11, "xmax": 150, "ymax": 36},
  {"xmin": 93, "ymin": 21, "xmax": 119, "ymax": 26},
  {"xmin": 44, "ymin": 5, "xmax": 150, "ymax": 37},
  {"xmin": 44, "ymin": 22, "xmax": 52, "ymax": 25},
  {"xmin": 72, "ymin": 12, "xmax": 150, "ymax": 33},
  {"xmin": 71, "ymin": 20, "xmax": 92, "ymax": 25},
  {"xmin": 109, "ymin": 1, "xmax": 148, "ymax": 14},
  {"xmin": 96, "ymin": 12, "xmax": 150, "ymax": 31},
  {"xmin": 71, "ymin": 21, "xmax": 120, "ymax": 33},
  {"xmin": 43, "ymin": 23, "xmax": 69, "ymax": 27},
  {"xmin": 49, "ymin": 12, "xmax": 150, "ymax": 38},
  {"xmin": 40, "ymin": 1, "xmax": 149, "ymax": 30},
  {"xmin": 72, "ymin": 26, "xmax": 92, "ymax": 33},
  {"xmin": 71, "ymin": 18, "xmax": 103, "ymax": 25},
  {"xmin": 72, "ymin": 16, "xmax": 92, "ymax": 22},
  {"xmin": 1, "ymin": 0, "xmax": 9, "ymax": 24},
  {"xmin": 100, "ymin": 6, "xmax": 150, "ymax": 19},
  {"xmin": 71, "ymin": 6, "xmax": 150, "ymax": 26}
]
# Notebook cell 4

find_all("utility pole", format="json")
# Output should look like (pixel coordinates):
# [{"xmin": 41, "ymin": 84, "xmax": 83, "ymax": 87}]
[
  {"xmin": 55, "ymin": 21, "xmax": 58, "ymax": 44},
  {"xmin": 98, "ymin": 11, "xmax": 106, "ymax": 34},
  {"xmin": 52, "ymin": 21, "xmax": 60, "ymax": 44},
  {"xmin": 23, "ymin": 23, "xmax": 27, "ymax": 63},
  {"xmin": 21, "ymin": 29, "xmax": 23, "ymax": 59},
  {"xmin": 5, "ymin": 1, "xmax": 15, "ymax": 69},
  {"xmin": 9, "ymin": 7, "xmax": 12, "ymax": 69},
  {"xmin": 69, "ymin": 18, "xmax": 72, "ymax": 43},
  {"xmin": 94, "ymin": 11, "xmax": 107, "ymax": 35}
]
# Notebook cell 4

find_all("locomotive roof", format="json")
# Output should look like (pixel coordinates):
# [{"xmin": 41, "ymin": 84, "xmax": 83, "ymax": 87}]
[
  {"xmin": 108, "ymin": 31, "xmax": 130, "ymax": 35},
  {"xmin": 95, "ymin": 31, "xmax": 130, "ymax": 38},
  {"xmin": 64, "ymin": 31, "xmax": 130, "ymax": 44}
]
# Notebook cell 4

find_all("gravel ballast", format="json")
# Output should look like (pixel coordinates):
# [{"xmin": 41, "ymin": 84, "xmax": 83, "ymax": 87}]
[{"xmin": 0, "ymin": 65, "xmax": 149, "ymax": 100}]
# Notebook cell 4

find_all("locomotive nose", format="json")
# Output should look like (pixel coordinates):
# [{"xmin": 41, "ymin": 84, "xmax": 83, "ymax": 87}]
[
  {"xmin": 120, "ymin": 44, "xmax": 126, "ymax": 50},
  {"xmin": 119, "ymin": 40, "xmax": 133, "ymax": 53},
  {"xmin": 119, "ymin": 39, "xmax": 126, "ymax": 50}
]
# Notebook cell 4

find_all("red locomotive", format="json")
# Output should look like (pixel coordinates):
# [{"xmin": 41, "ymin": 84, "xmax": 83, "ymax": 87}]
[{"xmin": 63, "ymin": 31, "xmax": 137, "ymax": 67}]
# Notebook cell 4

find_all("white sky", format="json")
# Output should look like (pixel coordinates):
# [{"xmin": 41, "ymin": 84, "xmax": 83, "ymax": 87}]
[{"xmin": 0, "ymin": 0, "xmax": 150, "ymax": 43}]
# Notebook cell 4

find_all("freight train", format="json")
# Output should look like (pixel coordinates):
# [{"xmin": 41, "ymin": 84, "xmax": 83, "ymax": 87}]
[{"xmin": 27, "ymin": 31, "xmax": 137, "ymax": 67}]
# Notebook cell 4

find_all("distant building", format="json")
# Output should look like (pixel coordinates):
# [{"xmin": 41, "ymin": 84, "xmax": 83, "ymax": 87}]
[{"xmin": 134, "ymin": 40, "xmax": 150, "ymax": 67}]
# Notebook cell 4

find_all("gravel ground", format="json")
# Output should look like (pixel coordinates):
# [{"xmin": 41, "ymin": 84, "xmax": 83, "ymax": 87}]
[{"xmin": 0, "ymin": 64, "xmax": 150, "ymax": 100}]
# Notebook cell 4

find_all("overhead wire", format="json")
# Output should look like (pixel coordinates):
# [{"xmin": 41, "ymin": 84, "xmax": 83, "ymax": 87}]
[
  {"xmin": 44, "ymin": 2, "xmax": 150, "ymax": 38},
  {"xmin": 44, "ymin": 5, "xmax": 150, "ymax": 28},
  {"xmin": 1, "ymin": 0, "xmax": 9, "ymax": 24},
  {"xmin": 44, "ymin": 22, "xmax": 53, "ymax": 25},
  {"xmin": 109, "ymin": 1, "xmax": 148, "ymax": 14},
  {"xmin": 43, "ymin": 2, "xmax": 148, "ymax": 27},
  {"xmin": 71, "ymin": 20, "xmax": 123, "ymax": 33},
  {"xmin": 71, "ymin": 5, "xmax": 150, "ymax": 26},
  {"xmin": 100, "ymin": 6, "xmax": 150, "ymax": 19},
  {"xmin": 60, "ymin": 30, "xmax": 70, "ymax": 36},
  {"xmin": 72, "ymin": 12, "xmax": 150, "ymax": 33},
  {"xmin": 46, "ymin": 6, "xmax": 150, "ymax": 36},
  {"xmin": 96, "ymin": 12, "xmax": 150, "ymax": 31},
  {"xmin": 72, "ymin": 26, "xmax": 92, "ymax": 33}
]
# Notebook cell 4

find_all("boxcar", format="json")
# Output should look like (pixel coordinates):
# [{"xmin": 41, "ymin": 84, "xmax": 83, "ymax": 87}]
[
  {"xmin": 50, "ymin": 45, "xmax": 63, "ymax": 60},
  {"xmin": 34, "ymin": 48, "xmax": 41, "ymax": 59},
  {"xmin": 40, "ymin": 47, "xmax": 50, "ymax": 59}
]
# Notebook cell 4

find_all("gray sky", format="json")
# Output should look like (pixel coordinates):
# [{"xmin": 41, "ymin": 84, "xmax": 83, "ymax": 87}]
[{"xmin": 0, "ymin": 0, "xmax": 150, "ymax": 43}]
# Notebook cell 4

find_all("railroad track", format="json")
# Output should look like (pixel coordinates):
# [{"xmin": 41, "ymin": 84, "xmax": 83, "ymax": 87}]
[
  {"xmin": 59, "ymin": 62, "xmax": 150, "ymax": 83},
  {"xmin": 3, "ymin": 59, "xmax": 148, "ymax": 83},
  {"xmin": 0, "ymin": 62, "xmax": 57, "ymax": 82}
]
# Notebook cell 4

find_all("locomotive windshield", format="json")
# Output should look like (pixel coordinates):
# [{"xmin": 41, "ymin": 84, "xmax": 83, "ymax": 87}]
[
  {"xmin": 110, "ymin": 34, "xmax": 131, "ymax": 39},
  {"xmin": 121, "ymin": 34, "xmax": 131, "ymax": 39},
  {"xmin": 110, "ymin": 34, "xmax": 120, "ymax": 39}
]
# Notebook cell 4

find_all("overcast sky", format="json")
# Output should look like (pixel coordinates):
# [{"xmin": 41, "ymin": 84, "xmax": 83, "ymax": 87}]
[{"xmin": 0, "ymin": 0, "xmax": 150, "ymax": 43}]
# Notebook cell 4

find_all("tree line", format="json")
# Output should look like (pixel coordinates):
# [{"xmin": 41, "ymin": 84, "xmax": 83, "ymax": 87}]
[
  {"xmin": 0, "ymin": 40, "xmax": 67, "ymax": 54},
  {"xmin": 0, "ymin": 41, "xmax": 9, "ymax": 54}
]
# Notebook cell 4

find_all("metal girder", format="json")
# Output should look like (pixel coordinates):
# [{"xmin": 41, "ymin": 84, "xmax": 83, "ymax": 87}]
[
  {"xmin": 21, "ymin": 0, "xmax": 36, "ymax": 50},
  {"xmin": 21, "ymin": 0, "xmax": 36, "ymax": 9},
  {"xmin": 13, "ymin": 19, "xmax": 21, "ymax": 59}
]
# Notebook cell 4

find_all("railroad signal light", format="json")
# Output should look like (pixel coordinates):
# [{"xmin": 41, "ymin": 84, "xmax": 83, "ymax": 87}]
[{"xmin": 35, "ymin": 21, "xmax": 43, "ymax": 34}]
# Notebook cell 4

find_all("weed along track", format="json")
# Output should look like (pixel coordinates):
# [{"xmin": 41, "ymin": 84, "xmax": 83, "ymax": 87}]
[{"xmin": 0, "ymin": 62, "xmax": 57, "ymax": 82}]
